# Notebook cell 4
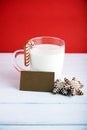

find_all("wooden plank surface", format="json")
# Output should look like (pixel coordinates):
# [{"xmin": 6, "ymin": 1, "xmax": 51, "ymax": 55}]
[
  {"xmin": 0, "ymin": 104, "xmax": 87, "ymax": 125},
  {"xmin": 0, "ymin": 125, "xmax": 87, "ymax": 130},
  {"xmin": 0, "ymin": 53, "xmax": 87, "ymax": 130}
]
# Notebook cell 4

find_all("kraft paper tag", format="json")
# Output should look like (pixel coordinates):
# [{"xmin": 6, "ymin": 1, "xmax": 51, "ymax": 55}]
[{"xmin": 20, "ymin": 71, "xmax": 54, "ymax": 92}]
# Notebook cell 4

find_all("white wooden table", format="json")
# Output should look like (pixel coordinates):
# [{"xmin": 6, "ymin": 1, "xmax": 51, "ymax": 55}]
[{"xmin": 0, "ymin": 53, "xmax": 87, "ymax": 130}]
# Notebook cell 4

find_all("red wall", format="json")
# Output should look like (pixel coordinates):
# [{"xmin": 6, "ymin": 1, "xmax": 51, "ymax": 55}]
[{"xmin": 0, "ymin": 0, "xmax": 87, "ymax": 53}]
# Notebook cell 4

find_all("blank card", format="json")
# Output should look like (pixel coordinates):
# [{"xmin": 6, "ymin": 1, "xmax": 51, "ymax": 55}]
[{"xmin": 20, "ymin": 71, "xmax": 54, "ymax": 92}]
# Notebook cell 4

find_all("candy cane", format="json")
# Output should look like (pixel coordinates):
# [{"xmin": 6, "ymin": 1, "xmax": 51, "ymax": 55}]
[{"xmin": 24, "ymin": 40, "xmax": 35, "ymax": 66}]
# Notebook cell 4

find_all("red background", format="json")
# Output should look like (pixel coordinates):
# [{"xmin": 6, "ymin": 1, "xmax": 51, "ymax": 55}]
[{"xmin": 0, "ymin": 0, "xmax": 87, "ymax": 53}]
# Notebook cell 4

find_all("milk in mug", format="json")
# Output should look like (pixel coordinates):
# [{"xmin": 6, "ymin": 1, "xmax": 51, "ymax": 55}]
[{"xmin": 30, "ymin": 44, "xmax": 65, "ymax": 79}]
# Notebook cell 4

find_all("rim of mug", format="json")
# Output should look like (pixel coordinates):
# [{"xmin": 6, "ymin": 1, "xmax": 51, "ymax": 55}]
[{"xmin": 29, "ymin": 36, "xmax": 65, "ymax": 46}]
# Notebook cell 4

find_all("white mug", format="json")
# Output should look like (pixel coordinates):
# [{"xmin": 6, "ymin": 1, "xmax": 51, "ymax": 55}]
[{"xmin": 13, "ymin": 36, "xmax": 65, "ymax": 80}]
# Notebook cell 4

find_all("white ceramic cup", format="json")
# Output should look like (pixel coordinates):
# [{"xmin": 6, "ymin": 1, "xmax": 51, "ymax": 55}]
[{"xmin": 13, "ymin": 36, "xmax": 65, "ymax": 80}]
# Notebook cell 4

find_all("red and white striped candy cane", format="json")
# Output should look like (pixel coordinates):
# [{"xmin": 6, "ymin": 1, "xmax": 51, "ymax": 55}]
[{"xmin": 24, "ymin": 40, "xmax": 35, "ymax": 66}]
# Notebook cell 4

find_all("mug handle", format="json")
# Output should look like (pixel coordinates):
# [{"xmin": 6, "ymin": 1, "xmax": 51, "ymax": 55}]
[{"xmin": 13, "ymin": 49, "xmax": 29, "ymax": 72}]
